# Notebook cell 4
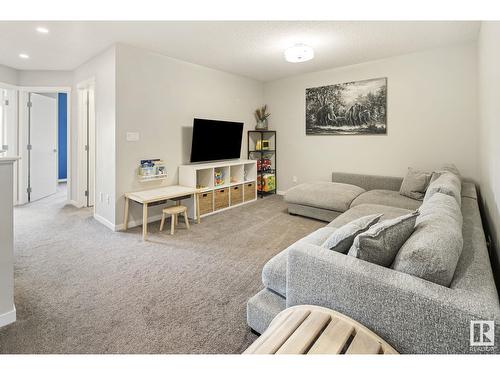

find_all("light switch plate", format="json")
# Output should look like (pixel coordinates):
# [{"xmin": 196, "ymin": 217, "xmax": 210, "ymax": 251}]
[{"xmin": 126, "ymin": 132, "xmax": 140, "ymax": 142}]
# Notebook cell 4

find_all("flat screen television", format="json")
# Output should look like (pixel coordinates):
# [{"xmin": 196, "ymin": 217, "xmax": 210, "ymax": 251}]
[{"xmin": 190, "ymin": 118, "xmax": 243, "ymax": 163}]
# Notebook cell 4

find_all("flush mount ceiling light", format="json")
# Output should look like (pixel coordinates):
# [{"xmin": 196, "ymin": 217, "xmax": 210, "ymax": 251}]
[
  {"xmin": 284, "ymin": 43, "xmax": 314, "ymax": 63},
  {"xmin": 36, "ymin": 27, "xmax": 49, "ymax": 34},
  {"xmin": 19, "ymin": 53, "xmax": 29, "ymax": 59}
]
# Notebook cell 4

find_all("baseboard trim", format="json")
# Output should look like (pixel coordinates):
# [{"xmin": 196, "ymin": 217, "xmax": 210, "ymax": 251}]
[
  {"xmin": 67, "ymin": 199, "xmax": 83, "ymax": 208},
  {"xmin": 115, "ymin": 214, "xmax": 164, "ymax": 232},
  {"xmin": 94, "ymin": 213, "xmax": 117, "ymax": 231},
  {"xmin": 93, "ymin": 213, "xmax": 165, "ymax": 232},
  {"xmin": 0, "ymin": 306, "xmax": 16, "ymax": 328}
]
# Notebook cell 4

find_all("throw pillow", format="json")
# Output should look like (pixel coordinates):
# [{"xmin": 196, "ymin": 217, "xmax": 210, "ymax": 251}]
[
  {"xmin": 424, "ymin": 170, "xmax": 461, "ymax": 207},
  {"xmin": 399, "ymin": 167, "xmax": 432, "ymax": 200},
  {"xmin": 347, "ymin": 211, "xmax": 419, "ymax": 267},
  {"xmin": 392, "ymin": 192, "xmax": 463, "ymax": 287},
  {"xmin": 441, "ymin": 163, "xmax": 461, "ymax": 178},
  {"xmin": 321, "ymin": 214, "xmax": 382, "ymax": 253}
]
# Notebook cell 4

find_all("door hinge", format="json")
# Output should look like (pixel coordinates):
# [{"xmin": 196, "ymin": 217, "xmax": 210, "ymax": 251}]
[
  {"xmin": 27, "ymin": 101, "xmax": 32, "ymax": 108},
  {"xmin": 27, "ymin": 144, "xmax": 32, "ymax": 150},
  {"xmin": 84, "ymin": 145, "xmax": 89, "ymax": 151},
  {"xmin": 84, "ymin": 190, "xmax": 89, "ymax": 197},
  {"xmin": 27, "ymin": 187, "xmax": 32, "ymax": 194},
  {"xmin": 4, "ymin": 99, "xmax": 9, "ymax": 106}
]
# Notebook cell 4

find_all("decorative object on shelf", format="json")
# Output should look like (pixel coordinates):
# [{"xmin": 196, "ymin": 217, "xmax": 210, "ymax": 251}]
[
  {"xmin": 248, "ymin": 130, "xmax": 277, "ymax": 198},
  {"xmin": 138, "ymin": 159, "xmax": 167, "ymax": 181},
  {"xmin": 214, "ymin": 169, "xmax": 225, "ymax": 186},
  {"xmin": 254, "ymin": 105, "xmax": 270, "ymax": 130},
  {"xmin": 255, "ymin": 140, "xmax": 270, "ymax": 150},
  {"xmin": 306, "ymin": 77, "xmax": 387, "ymax": 135}
]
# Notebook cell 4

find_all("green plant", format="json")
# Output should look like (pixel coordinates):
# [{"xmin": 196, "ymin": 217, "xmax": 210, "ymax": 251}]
[{"xmin": 254, "ymin": 105, "xmax": 271, "ymax": 122}]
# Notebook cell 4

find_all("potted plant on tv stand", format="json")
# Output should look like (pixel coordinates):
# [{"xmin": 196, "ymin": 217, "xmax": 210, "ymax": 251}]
[{"xmin": 254, "ymin": 105, "xmax": 270, "ymax": 130}]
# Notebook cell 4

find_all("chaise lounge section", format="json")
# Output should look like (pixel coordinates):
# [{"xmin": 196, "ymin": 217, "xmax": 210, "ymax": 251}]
[{"xmin": 247, "ymin": 170, "xmax": 500, "ymax": 354}]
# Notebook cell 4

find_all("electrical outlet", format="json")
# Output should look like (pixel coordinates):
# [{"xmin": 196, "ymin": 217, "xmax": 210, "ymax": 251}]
[
  {"xmin": 106, "ymin": 194, "xmax": 110, "ymax": 204},
  {"xmin": 292, "ymin": 176, "xmax": 298, "ymax": 183}
]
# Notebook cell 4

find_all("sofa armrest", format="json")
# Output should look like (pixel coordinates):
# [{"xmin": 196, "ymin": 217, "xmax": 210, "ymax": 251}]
[
  {"xmin": 287, "ymin": 243, "xmax": 500, "ymax": 354},
  {"xmin": 332, "ymin": 171, "xmax": 403, "ymax": 191}
]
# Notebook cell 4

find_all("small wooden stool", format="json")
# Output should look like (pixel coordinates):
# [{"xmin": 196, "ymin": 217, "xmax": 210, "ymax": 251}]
[
  {"xmin": 160, "ymin": 205, "xmax": 190, "ymax": 235},
  {"xmin": 244, "ymin": 305, "xmax": 398, "ymax": 354}
]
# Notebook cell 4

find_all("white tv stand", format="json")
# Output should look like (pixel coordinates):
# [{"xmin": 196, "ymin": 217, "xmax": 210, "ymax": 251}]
[{"xmin": 179, "ymin": 159, "xmax": 257, "ymax": 219}]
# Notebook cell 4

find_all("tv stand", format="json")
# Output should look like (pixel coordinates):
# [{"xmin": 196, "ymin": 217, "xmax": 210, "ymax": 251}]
[{"xmin": 179, "ymin": 159, "xmax": 257, "ymax": 218}]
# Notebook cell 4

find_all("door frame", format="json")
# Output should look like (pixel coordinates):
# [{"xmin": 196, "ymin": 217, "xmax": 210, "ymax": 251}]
[
  {"xmin": 77, "ymin": 78, "xmax": 96, "ymax": 209},
  {"xmin": 18, "ymin": 86, "xmax": 71, "ymax": 205},
  {"xmin": 0, "ymin": 82, "xmax": 19, "ymax": 204}
]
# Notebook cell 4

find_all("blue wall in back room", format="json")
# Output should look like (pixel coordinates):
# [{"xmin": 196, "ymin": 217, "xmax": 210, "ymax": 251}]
[{"xmin": 58, "ymin": 93, "xmax": 67, "ymax": 181}]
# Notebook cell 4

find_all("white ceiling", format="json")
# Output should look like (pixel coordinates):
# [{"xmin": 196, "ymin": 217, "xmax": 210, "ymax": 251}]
[{"xmin": 0, "ymin": 21, "xmax": 480, "ymax": 82}]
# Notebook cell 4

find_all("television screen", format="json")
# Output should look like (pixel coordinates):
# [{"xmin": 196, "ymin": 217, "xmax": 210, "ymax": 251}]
[{"xmin": 190, "ymin": 118, "xmax": 243, "ymax": 163}]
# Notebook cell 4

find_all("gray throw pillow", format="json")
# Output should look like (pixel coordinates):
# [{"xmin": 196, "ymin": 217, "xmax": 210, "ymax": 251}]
[
  {"xmin": 399, "ymin": 167, "xmax": 432, "ymax": 200},
  {"xmin": 424, "ymin": 170, "xmax": 461, "ymax": 207},
  {"xmin": 441, "ymin": 163, "xmax": 461, "ymax": 178},
  {"xmin": 392, "ymin": 192, "xmax": 463, "ymax": 287},
  {"xmin": 348, "ymin": 211, "xmax": 419, "ymax": 267},
  {"xmin": 321, "ymin": 214, "xmax": 382, "ymax": 253}
]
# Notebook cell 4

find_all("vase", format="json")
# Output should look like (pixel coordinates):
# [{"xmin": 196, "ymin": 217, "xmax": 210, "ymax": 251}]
[{"xmin": 255, "ymin": 119, "xmax": 268, "ymax": 130}]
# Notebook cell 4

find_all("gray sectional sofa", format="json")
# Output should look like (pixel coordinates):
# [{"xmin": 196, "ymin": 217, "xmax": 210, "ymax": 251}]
[{"xmin": 246, "ymin": 171, "xmax": 500, "ymax": 354}]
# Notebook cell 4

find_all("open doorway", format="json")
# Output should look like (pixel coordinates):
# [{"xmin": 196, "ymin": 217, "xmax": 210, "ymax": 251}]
[
  {"xmin": 27, "ymin": 92, "xmax": 58, "ymax": 202},
  {"xmin": 18, "ymin": 89, "xmax": 71, "ymax": 205}
]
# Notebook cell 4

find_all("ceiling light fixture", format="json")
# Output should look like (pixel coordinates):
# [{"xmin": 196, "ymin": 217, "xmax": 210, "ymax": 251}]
[
  {"xmin": 19, "ymin": 53, "xmax": 29, "ymax": 59},
  {"xmin": 36, "ymin": 27, "xmax": 49, "ymax": 34},
  {"xmin": 284, "ymin": 43, "xmax": 314, "ymax": 63}
]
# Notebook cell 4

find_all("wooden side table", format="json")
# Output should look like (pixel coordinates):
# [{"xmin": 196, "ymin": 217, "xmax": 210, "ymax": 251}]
[{"xmin": 244, "ymin": 305, "xmax": 398, "ymax": 354}]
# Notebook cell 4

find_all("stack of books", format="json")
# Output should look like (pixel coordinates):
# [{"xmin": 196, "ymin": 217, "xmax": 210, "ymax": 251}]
[{"xmin": 139, "ymin": 159, "xmax": 166, "ymax": 178}]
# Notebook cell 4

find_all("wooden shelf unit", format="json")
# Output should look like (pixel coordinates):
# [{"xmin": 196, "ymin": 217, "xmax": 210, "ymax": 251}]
[{"xmin": 179, "ymin": 159, "xmax": 257, "ymax": 218}]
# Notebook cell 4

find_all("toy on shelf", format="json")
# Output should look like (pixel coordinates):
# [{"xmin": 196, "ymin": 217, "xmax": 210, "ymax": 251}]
[
  {"xmin": 257, "ymin": 173, "xmax": 276, "ymax": 192},
  {"xmin": 214, "ymin": 169, "xmax": 225, "ymax": 186},
  {"xmin": 257, "ymin": 158, "xmax": 272, "ymax": 172}
]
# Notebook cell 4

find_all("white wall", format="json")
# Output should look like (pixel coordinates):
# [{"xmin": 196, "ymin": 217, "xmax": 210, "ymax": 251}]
[
  {"xmin": 264, "ymin": 42, "xmax": 479, "ymax": 192},
  {"xmin": 17, "ymin": 70, "xmax": 73, "ymax": 87},
  {"xmin": 73, "ymin": 46, "xmax": 116, "ymax": 224},
  {"xmin": 114, "ymin": 44, "xmax": 264, "ymax": 227},
  {"xmin": 478, "ymin": 22, "xmax": 500, "ymax": 281},
  {"xmin": 0, "ymin": 64, "xmax": 18, "ymax": 85}
]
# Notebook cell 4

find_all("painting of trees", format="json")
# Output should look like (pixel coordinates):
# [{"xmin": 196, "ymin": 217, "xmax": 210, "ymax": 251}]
[{"xmin": 305, "ymin": 77, "xmax": 387, "ymax": 135}]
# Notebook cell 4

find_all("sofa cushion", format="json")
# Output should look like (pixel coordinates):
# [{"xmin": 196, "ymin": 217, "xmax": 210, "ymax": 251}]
[
  {"xmin": 350, "ymin": 189, "xmax": 422, "ymax": 211},
  {"xmin": 262, "ymin": 227, "xmax": 337, "ymax": 297},
  {"xmin": 392, "ymin": 192, "xmax": 463, "ymax": 287},
  {"xmin": 321, "ymin": 214, "xmax": 382, "ymax": 253},
  {"xmin": 285, "ymin": 181, "xmax": 365, "ymax": 213},
  {"xmin": 399, "ymin": 167, "xmax": 432, "ymax": 200},
  {"xmin": 424, "ymin": 171, "xmax": 461, "ymax": 207},
  {"xmin": 327, "ymin": 203, "xmax": 412, "ymax": 228},
  {"xmin": 348, "ymin": 211, "xmax": 419, "ymax": 267}
]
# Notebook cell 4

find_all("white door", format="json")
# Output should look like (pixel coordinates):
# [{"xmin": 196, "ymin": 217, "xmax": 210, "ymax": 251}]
[{"xmin": 29, "ymin": 93, "xmax": 58, "ymax": 202}]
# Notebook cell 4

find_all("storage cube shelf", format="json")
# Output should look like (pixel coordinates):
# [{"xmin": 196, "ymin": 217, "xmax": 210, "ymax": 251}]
[{"xmin": 179, "ymin": 159, "xmax": 257, "ymax": 218}]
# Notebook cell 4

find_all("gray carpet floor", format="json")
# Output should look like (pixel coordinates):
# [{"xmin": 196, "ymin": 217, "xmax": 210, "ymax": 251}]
[{"xmin": 0, "ymin": 186, "xmax": 323, "ymax": 353}]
